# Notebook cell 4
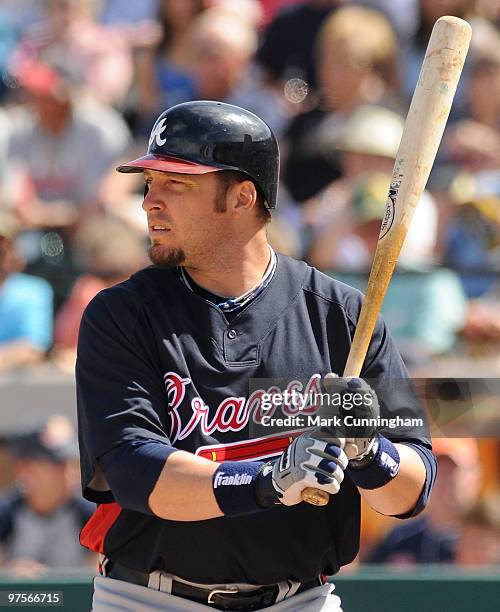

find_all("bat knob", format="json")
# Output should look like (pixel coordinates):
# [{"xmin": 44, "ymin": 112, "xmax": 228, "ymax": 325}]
[{"xmin": 301, "ymin": 487, "xmax": 330, "ymax": 506}]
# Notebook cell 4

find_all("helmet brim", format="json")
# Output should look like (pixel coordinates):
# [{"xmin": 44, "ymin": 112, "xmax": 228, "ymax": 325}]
[{"xmin": 116, "ymin": 154, "xmax": 224, "ymax": 175}]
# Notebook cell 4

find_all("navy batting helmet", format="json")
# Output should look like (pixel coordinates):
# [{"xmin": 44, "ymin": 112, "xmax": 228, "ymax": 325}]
[{"xmin": 117, "ymin": 101, "xmax": 279, "ymax": 209}]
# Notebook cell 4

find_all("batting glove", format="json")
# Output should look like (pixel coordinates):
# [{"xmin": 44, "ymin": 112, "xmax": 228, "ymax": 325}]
[
  {"xmin": 322, "ymin": 373, "xmax": 380, "ymax": 463},
  {"xmin": 254, "ymin": 432, "xmax": 348, "ymax": 507}
]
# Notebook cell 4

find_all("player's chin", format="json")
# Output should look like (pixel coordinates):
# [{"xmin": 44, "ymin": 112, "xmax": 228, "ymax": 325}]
[{"xmin": 148, "ymin": 244, "xmax": 186, "ymax": 268}]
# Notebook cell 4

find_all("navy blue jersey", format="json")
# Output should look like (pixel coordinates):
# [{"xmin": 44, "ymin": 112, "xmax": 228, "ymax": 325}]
[{"xmin": 76, "ymin": 254, "xmax": 430, "ymax": 583}]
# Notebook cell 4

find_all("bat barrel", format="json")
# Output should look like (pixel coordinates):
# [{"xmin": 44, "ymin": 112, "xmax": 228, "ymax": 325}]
[
  {"xmin": 302, "ymin": 16, "xmax": 471, "ymax": 506},
  {"xmin": 343, "ymin": 15, "xmax": 471, "ymax": 378}
]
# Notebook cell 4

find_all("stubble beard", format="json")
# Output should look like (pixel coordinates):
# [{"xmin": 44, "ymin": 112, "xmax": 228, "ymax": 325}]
[{"xmin": 148, "ymin": 243, "xmax": 186, "ymax": 268}]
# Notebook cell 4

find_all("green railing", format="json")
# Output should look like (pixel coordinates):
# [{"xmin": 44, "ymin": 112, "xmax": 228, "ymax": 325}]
[
  {"xmin": 334, "ymin": 566, "xmax": 500, "ymax": 612},
  {"xmin": 0, "ymin": 567, "xmax": 498, "ymax": 611},
  {"xmin": 0, "ymin": 571, "xmax": 93, "ymax": 611}
]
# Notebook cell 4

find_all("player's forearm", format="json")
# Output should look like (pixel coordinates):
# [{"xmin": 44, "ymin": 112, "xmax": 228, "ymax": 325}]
[
  {"xmin": 356, "ymin": 444, "xmax": 426, "ymax": 516},
  {"xmin": 149, "ymin": 450, "xmax": 223, "ymax": 521}
]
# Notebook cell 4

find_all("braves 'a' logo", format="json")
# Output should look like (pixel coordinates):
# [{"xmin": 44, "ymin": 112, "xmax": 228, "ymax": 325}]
[{"xmin": 149, "ymin": 118, "xmax": 167, "ymax": 147}]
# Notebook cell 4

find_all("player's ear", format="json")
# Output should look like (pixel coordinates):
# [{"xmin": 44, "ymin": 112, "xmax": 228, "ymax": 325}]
[{"xmin": 230, "ymin": 179, "xmax": 257, "ymax": 214}]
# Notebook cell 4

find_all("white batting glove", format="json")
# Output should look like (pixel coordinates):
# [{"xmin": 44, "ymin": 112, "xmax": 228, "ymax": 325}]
[{"xmin": 255, "ymin": 433, "xmax": 348, "ymax": 507}]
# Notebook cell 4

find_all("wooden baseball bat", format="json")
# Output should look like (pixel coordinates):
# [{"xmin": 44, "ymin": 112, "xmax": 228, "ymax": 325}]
[{"xmin": 302, "ymin": 15, "xmax": 472, "ymax": 507}]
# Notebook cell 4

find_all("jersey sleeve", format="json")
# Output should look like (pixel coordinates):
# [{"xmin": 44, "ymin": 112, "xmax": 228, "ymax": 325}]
[
  {"xmin": 394, "ymin": 443, "xmax": 437, "ymax": 518},
  {"xmin": 76, "ymin": 287, "xmax": 172, "ymax": 502}
]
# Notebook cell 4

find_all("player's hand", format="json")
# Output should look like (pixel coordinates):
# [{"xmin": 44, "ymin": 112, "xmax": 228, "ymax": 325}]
[
  {"xmin": 254, "ymin": 433, "xmax": 348, "ymax": 507},
  {"xmin": 322, "ymin": 373, "xmax": 380, "ymax": 462}
]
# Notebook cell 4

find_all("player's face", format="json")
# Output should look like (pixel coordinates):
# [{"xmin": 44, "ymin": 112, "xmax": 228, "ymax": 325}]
[{"xmin": 142, "ymin": 169, "xmax": 231, "ymax": 268}]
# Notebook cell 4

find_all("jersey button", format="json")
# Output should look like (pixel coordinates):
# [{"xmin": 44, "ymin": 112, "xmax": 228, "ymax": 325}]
[{"xmin": 227, "ymin": 329, "xmax": 237, "ymax": 339}]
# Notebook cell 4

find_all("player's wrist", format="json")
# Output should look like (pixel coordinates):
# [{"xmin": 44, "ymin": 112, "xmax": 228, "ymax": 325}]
[
  {"xmin": 254, "ymin": 461, "xmax": 283, "ymax": 508},
  {"xmin": 347, "ymin": 435, "xmax": 380, "ymax": 469},
  {"xmin": 346, "ymin": 435, "xmax": 400, "ymax": 489},
  {"xmin": 212, "ymin": 460, "xmax": 277, "ymax": 517}
]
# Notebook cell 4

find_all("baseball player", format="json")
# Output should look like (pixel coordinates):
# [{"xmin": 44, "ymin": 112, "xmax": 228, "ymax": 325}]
[{"xmin": 76, "ymin": 101, "xmax": 436, "ymax": 611}]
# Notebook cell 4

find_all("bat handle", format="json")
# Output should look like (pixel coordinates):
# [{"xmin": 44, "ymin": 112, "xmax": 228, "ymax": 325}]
[
  {"xmin": 301, "ymin": 487, "xmax": 330, "ymax": 506},
  {"xmin": 301, "ymin": 364, "xmax": 360, "ymax": 506}
]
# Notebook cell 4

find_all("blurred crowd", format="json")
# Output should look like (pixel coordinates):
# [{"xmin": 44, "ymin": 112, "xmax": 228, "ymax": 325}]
[
  {"xmin": 0, "ymin": 0, "xmax": 500, "ymax": 374},
  {"xmin": 0, "ymin": 0, "xmax": 500, "ymax": 575},
  {"xmin": 360, "ymin": 437, "xmax": 500, "ymax": 568},
  {"xmin": 0, "ymin": 416, "xmax": 95, "ymax": 576}
]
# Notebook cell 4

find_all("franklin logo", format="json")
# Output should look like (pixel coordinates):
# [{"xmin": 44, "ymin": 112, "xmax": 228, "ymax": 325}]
[
  {"xmin": 149, "ymin": 118, "xmax": 167, "ymax": 148},
  {"xmin": 214, "ymin": 472, "xmax": 253, "ymax": 487}
]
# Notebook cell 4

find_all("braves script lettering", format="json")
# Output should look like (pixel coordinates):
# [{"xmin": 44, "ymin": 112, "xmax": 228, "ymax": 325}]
[{"xmin": 163, "ymin": 372, "xmax": 323, "ymax": 444}]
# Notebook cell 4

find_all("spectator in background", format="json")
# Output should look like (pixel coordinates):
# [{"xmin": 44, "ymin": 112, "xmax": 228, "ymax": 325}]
[
  {"xmin": 455, "ymin": 492, "xmax": 500, "ymax": 566},
  {"xmin": 0, "ymin": 1, "xmax": 43, "ymax": 33},
  {"xmin": 431, "ymin": 21, "xmax": 500, "ymax": 348},
  {"xmin": 259, "ymin": 0, "xmax": 303, "ymax": 25},
  {"xmin": 0, "ymin": 9, "xmax": 20, "ymax": 101},
  {"xmin": 186, "ymin": 8, "xmax": 290, "ymax": 135},
  {"xmin": 369, "ymin": 439, "xmax": 481, "ymax": 564},
  {"xmin": 0, "ymin": 211, "xmax": 53, "ymax": 372},
  {"xmin": 0, "ymin": 416, "xmax": 94, "ymax": 576},
  {"xmin": 4, "ymin": 55, "xmax": 130, "ymax": 308},
  {"xmin": 306, "ymin": 106, "xmax": 469, "ymax": 366},
  {"xmin": 256, "ymin": 0, "xmax": 346, "ymax": 95},
  {"xmin": 0, "ymin": 106, "xmax": 10, "ymax": 177},
  {"xmin": 11, "ymin": 0, "xmax": 133, "ymax": 107},
  {"xmin": 306, "ymin": 105, "xmax": 438, "ymax": 268},
  {"xmin": 436, "ymin": 21, "xmax": 500, "ymax": 258},
  {"xmin": 443, "ymin": 121, "xmax": 500, "ymax": 178},
  {"xmin": 187, "ymin": 8, "xmax": 256, "ymax": 102},
  {"xmin": 355, "ymin": 0, "xmax": 419, "ymax": 42},
  {"xmin": 434, "ymin": 20, "xmax": 500, "ymax": 179},
  {"xmin": 402, "ymin": 0, "xmax": 470, "ymax": 114},
  {"xmin": 443, "ymin": 175, "xmax": 500, "ymax": 348},
  {"xmin": 133, "ymin": 0, "xmax": 205, "ymax": 132},
  {"xmin": 465, "ymin": 18, "xmax": 500, "ymax": 130},
  {"xmin": 309, "ymin": 176, "xmax": 465, "ymax": 365},
  {"xmin": 52, "ymin": 216, "xmax": 148, "ymax": 372},
  {"xmin": 99, "ymin": 0, "xmax": 159, "ymax": 26},
  {"xmin": 282, "ymin": 5, "xmax": 400, "ymax": 201},
  {"xmin": 97, "ymin": 153, "xmax": 149, "ymax": 236},
  {"xmin": 473, "ymin": 0, "xmax": 500, "ymax": 24},
  {"xmin": 208, "ymin": 0, "xmax": 263, "ymax": 25},
  {"xmin": 444, "ymin": 171, "xmax": 500, "ymax": 295}
]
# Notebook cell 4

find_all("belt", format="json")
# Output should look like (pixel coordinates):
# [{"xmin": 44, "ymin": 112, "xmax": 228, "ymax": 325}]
[{"xmin": 105, "ymin": 561, "xmax": 323, "ymax": 611}]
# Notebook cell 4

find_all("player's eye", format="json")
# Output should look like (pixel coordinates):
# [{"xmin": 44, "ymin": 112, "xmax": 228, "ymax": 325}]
[{"xmin": 168, "ymin": 179, "xmax": 188, "ymax": 190}]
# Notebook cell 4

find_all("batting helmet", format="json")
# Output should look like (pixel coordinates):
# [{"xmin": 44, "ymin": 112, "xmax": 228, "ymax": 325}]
[{"xmin": 117, "ymin": 101, "xmax": 279, "ymax": 209}]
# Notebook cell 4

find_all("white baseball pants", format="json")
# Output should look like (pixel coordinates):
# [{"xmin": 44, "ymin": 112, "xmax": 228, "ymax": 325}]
[{"xmin": 92, "ymin": 576, "xmax": 343, "ymax": 611}]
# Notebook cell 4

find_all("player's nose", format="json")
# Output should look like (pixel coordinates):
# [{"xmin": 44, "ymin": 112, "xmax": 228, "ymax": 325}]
[{"xmin": 142, "ymin": 187, "xmax": 166, "ymax": 213}]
